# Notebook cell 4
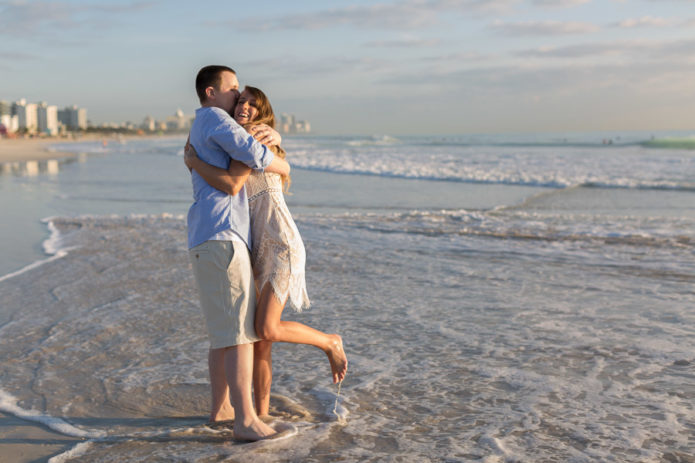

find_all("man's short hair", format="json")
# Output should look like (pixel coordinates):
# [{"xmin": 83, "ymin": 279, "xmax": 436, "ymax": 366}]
[{"xmin": 196, "ymin": 65, "xmax": 236, "ymax": 103}]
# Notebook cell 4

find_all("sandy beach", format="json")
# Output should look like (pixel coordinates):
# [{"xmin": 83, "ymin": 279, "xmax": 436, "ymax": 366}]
[
  {"xmin": 0, "ymin": 134, "xmax": 163, "ymax": 164},
  {"xmin": 0, "ymin": 138, "xmax": 78, "ymax": 163}
]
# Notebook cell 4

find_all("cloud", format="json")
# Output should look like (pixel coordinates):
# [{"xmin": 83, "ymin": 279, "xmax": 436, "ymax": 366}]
[
  {"xmin": 363, "ymin": 38, "xmax": 441, "ymax": 48},
  {"xmin": 490, "ymin": 20, "xmax": 599, "ymax": 36},
  {"xmin": 215, "ymin": 0, "xmax": 519, "ymax": 32},
  {"xmin": 378, "ymin": 57, "xmax": 695, "ymax": 102},
  {"xmin": 420, "ymin": 51, "xmax": 489, "ymax": 62},
  {"xmin": 517, "ymin": 42, "xmax": 633, "ymax": 58},
  {"xmin": 614, "ymin": 16, "xmax": 674, "ymax": 28},
  {"xmin": 532, "ymin": 0, "xmax": 591, "ymax": 7},
  {"xmin": 239, "ymin": 55, "xmax": 391, "ymax": 79},
  {"xmin": 0, "ymin": 51, "xmax": 37, "ymax": 60},
  {"xmin": 429, "ymin": 0, "xmax": 520, "ymax": 14},
  {"xmin": 0, "ymin": 1, "xmax": 155, "ymax": 37},
  {"xmin": 0, "ymin": 50, "xmax": 38, "ymax": 72},
  {"xmin": 227, "ymin": 4, "xmax": 439, "ymax": 32},
  {"xmin": 516, "ymin": 38, "xmax": 695, "ymax": 61}
]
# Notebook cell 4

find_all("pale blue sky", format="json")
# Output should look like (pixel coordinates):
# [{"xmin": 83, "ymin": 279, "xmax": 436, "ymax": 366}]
[{"xmin": 2, "ymin": 0, "xmax": 694, "ymax": 134}]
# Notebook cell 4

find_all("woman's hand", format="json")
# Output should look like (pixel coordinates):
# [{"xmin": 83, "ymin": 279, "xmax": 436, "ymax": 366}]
[
  {"xmin": 248, "ymin": 124, "xmax": 282, "ymax": 146},
  {"xmin": 184, "ymin": 137, "xmax": 198, "ymax": 171}
]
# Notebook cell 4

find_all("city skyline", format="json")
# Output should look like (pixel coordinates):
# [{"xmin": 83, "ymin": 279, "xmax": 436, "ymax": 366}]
[
  {"xmin": 0, "ymin": 96, "xmax": 311, "ymax": 135},
  {"xmin": 0, "ymin": 98, "xmax": 87, "ymax": 135},
  {"xmin": 1, "ymin": 1, "xmax": 695, "ymax": 135}
]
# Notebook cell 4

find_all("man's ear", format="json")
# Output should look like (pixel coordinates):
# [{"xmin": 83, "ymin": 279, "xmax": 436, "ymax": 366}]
[{"xmin": 205, "ymin": 86, "xmax": 215, "ymax": 100}]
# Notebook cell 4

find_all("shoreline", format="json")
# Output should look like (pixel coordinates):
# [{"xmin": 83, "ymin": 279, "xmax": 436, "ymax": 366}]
[
  {"xmin": 0, "ymin": 216, "xmax": 77, "ymax": 463},
  {"xmin": 0, "ymin": 134, "xmax": 183, "ymax": 164},
  {"xmin": 0, "ymin": 138, "xmax": 86, "ymax": 163}
]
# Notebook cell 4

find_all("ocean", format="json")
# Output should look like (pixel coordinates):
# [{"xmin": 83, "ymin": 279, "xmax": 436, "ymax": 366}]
[{"xmin": 0, "ymin": 132, "xmax": 693, "ymax": 462}]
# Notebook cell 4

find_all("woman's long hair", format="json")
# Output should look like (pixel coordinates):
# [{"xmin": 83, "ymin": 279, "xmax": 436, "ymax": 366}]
[{"xmin": 242, "ymin": 86, "xmax": 291, "ymax": 191}]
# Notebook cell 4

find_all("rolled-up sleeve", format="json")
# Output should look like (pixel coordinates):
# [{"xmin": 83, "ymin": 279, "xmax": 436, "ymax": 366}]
[{"xmin": 210, "ymin": 122, "xmax": 274, "ymax": 171}]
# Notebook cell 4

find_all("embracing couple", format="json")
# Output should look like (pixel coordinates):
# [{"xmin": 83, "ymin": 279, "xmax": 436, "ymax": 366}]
[{"xmin": 185, "ymin": 65, "xmax": 348, "ymax": 441}]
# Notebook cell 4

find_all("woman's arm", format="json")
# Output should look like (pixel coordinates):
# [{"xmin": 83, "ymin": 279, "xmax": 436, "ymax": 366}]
[
  {"xmin": 246, "ymin": 124, "xmax": 290, "ymax": 175},
  {"xmin": 265, "ymin": 156, "xmax": 290, "ymax": 176},
  {"xmin": 184, "ymin": 143, "xmax": 251, "ymax": 196},
  {"xmin": 247, "ymin": 124, "xmax": 282, "ymax": 146}
]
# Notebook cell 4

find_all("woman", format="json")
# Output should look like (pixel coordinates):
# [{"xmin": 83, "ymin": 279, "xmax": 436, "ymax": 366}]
[{"xmin": 184, "ymin": 86, "xmax": 348, "ymax": 417}]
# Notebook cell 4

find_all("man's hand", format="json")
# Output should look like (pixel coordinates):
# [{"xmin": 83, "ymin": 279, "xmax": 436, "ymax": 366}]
[
  {"xmin": 248, "ymin": 124, "xmax": 282, "ymax": 146},
  {"xmin": 184, "ymin": 137, "xmax": 197, "ymax": 172}
]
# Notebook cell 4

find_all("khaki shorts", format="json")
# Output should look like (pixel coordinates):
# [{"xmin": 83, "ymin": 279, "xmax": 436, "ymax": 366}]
[{"xmin": 189, "ymin": 240, "xmax": 260, "ymax": 348}]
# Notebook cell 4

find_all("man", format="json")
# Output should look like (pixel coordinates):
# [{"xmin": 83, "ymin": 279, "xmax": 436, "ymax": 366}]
[{"xmin": 186, "ymin": 65, "xmax": 290, "ymax": 441}]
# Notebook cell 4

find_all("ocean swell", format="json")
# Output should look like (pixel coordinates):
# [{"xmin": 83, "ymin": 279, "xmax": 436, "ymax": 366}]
[{"xmin": 283, "ymin": 138, "xmax": 695, "ymax": 192}]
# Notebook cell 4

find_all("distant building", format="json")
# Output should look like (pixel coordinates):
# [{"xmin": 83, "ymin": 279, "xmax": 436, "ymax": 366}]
[
  {"xmin": 58, "ymin": 105, "xmax": 87, "ymax": 130},
  {"xmin": 0, "ymin": 114, "xmax": 18, "ymax": 133},
  {"xmin": 279, "ymin": 113, "xmax": 311, "ymax": 134},
  {"xmin": 295, "ymin": 120, "xmax": 311, "ymax": 133},
  {"xmin": 37, "ymin": 102, "xmax": 59, "ymax": 135},
  {"xmin": 11, "ymin": 99, "xmax": 25, "ymax": 117},
  {"xmin": 0, "ymin": 100, "xmax": 18, "ymax": 133},
  {"xmin": 141, "ymin": 115, "xmax": 156, "ymax": 132},
  {"xmin": 166, "ymin": 108, "xmax": 190, "ymax": 132},
  {"xmin": 16, "ymin": 100, "xmax": 38, "ymax": 132},
  {"xmin": 280, "ymin": 113, "xmax": 294, "ymax": 134}
]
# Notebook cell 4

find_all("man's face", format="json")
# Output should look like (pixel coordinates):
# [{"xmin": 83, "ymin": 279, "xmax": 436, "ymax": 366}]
[{"xmin": 209, "ymin": 71, "xmax": 240, "ymax": 113}]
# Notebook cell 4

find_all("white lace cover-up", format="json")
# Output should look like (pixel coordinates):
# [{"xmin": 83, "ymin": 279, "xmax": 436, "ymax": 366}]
[{"xmin": 246, "ymin": 171, "xmax": 310, "ymax": 311}]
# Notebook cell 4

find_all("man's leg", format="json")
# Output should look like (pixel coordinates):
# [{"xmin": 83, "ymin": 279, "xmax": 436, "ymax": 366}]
[
  {"xmin": 208, "ymin": 347, "xmax": 235, "ymax": 422},
  {"xmin": 190, "ymin": 241, "xmax": 276, "ymax": 440},
  {"xmin": 253, "ymin": 340, "xmax": 273, "ymax": 417},
  {"xmin": 225, "ymin": 343, "xmax": 276, "ymax": 440}
]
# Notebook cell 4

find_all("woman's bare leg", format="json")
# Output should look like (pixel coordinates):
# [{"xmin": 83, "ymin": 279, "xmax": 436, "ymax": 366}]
[
  {"xmin": 254, "ymin": 283, "xmax": 348, "ymax": 384},
  {"xmin": 253, "ymin": 340, "xmax": 273, "ymax": 417}
]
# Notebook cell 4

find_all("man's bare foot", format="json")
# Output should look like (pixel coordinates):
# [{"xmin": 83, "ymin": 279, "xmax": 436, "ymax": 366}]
[
  {"xmin": 233, "ymin": 417, "xmax": 277, "ymax": 442},
  {"xmin": 325, "ymin": 334, "xmax": 348, "ymax": 384}
]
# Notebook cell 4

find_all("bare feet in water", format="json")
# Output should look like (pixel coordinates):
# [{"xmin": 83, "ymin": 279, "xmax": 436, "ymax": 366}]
[
  {"xmin": 233, "ymin": 417, "xmax": 277, "ymax": 441},
  {"xmin": 325, "ymin": 334, "xmax": 348, "ymax": 384},
  {"xmin": 210, "ymin": 402, "xmax": 235, "ymax": 424}
]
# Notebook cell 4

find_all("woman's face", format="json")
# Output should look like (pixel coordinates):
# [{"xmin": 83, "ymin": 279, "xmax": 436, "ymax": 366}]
[{"xmin": 234, "ymin": 90, "xmax": 259, "ymax": 125}]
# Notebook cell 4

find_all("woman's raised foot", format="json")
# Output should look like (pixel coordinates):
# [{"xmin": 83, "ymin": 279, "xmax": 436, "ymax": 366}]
[{"xmin": 325, "ymin": 334, "xmax": 348, "ymax": 384}]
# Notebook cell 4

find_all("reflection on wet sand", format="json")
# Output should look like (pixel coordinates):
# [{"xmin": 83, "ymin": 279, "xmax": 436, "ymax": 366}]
[{"xmin": 0, "ymin": 157, "xmax": 75, "ymax": 176}]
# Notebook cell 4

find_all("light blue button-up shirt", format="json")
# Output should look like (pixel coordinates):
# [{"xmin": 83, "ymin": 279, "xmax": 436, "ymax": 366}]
[{"xmin": 187, "ymin": 106, "xmax": 274, "ymax": 250}]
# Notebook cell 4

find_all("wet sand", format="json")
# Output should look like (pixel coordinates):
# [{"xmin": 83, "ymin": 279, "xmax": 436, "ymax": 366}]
[
  {"xmin": 0, "ymin": 135, "xmax": 162, "ymax": 164},
  {"xmin": 0, "ymin": 215, "xmax": 202, "ymax": 463},
  {"xmin": 0, "ymin": 138, "xmax": 86, "ymax": 463},
  {"xmin": 0, "ymin": 138, "xmax": 76, "ymax": 163},
  {"xmin": 0, "ymin": 215, "xmax": 324, "ymax": 462},
  {"xmin": 0, "ymin": 412, "xmax": 83, "ymax": 463}
]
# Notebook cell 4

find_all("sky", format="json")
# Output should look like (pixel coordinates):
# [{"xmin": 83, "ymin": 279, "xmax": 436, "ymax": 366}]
[{"xmin": 1, "ymin": 0, "xmax": 695, "ymax": 135}]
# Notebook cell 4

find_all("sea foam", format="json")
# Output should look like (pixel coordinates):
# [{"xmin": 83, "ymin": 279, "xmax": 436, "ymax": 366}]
[
  {"xmin": 283, "ymin": 136, "xmax": 695, "ymax": 191},
  {"xmin": 0, "ymin": 389, "xmax": 104, "ymax": 438}
]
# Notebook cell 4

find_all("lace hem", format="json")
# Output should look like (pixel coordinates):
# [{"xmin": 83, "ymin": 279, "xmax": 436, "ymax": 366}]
[{"xmin": 258, "ymin": 272, "xmax": 311, "ymax": 313}]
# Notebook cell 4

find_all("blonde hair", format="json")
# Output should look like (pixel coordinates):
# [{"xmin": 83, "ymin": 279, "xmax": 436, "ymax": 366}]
[{"xmin": 241, "ymin": 86, "xmax": 291, "ymax": 191}]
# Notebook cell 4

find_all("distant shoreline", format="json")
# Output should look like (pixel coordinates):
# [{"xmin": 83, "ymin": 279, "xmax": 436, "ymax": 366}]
[
  {"xmin": 0, "ymin": 138, "xmax": 76, "ymax": 163},
  {"xmin": 0, "ymin": 134, "xmax": 184, "ymax": 164}
]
